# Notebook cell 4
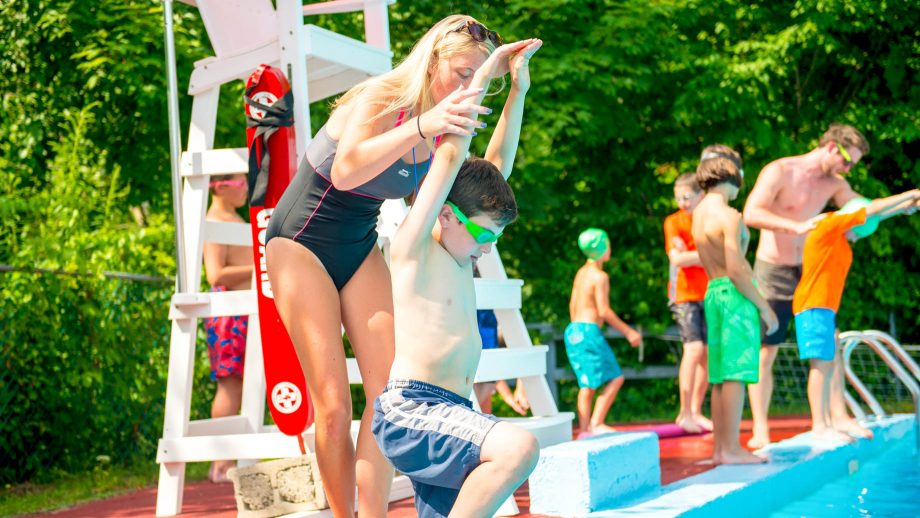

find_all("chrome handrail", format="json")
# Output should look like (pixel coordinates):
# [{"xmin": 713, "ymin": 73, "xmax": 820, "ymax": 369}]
[
  {"xmin": 840, "ymin": 330, "xmax": 920, "ymax": 452},
  {"xmin": 863, "ymin": 330, "xmax": 920, "ymax": 382},
  {"xmin": 840, "ymin": 331, "xmax": 888, "ymax": 417}
]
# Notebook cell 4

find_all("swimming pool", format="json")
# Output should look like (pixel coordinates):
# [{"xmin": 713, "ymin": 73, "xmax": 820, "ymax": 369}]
[
  {"xmin": 587, "ymin": 415, "xmax": 916, "ymax": 517},
  {"xmin": 770, "ymin": 434, "xmax": 920, "ymax": 517}
]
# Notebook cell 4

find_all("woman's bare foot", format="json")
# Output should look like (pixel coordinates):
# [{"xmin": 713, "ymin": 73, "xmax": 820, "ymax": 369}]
[
  {"xmin": 833, "ymin": 418, "xmax": 874, "ymax": 440},
  {"xmin": 692, "ymin": 414, "xmax": 713, "ymax": 431},
  {"xmin": 746, "ymin": 431, "xmax": 771, "ymax": 449},
  {"xmin": 811, "ymin": 427, "xmax": 855, "ymax": 443},
  {"xmin": 677, "ymin": 415, "xmax": 703, "ymax": 434},
  {"xmin": 721, "ymin": 447, "xmax": 767, "ymax": 465},
  {"xmin": 589, "ymin": 423, "xmax": 617, "ymax": 435}
]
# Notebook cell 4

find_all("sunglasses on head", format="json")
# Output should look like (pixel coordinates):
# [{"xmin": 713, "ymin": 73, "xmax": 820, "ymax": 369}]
[
  {"xmin": 452, "ymin": 20, "xmax": 502, "ymax": 46},
  {"xmin": 836, "ymin": 142, "xmax": 853, "ymax": 167},
  {"xmin": 447, "ymin": 201, "xmax": 502, "ymax": 244},
  {"xmin": 210, "ymin": 179, "xmax": 247, "ymax": 189}
]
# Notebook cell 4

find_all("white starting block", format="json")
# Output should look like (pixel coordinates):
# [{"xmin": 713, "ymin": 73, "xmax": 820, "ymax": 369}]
[{"xmin": 529, "ymin": 432, "xmax": 661, "ymax": 516}]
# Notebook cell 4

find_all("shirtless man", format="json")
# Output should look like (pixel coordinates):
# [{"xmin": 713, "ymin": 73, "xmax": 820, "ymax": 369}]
[
  {"xmin": 371, "ymin": 90, "xmax": 538, "ymax": 517},
  {"xmin": 743, "ymin": 123, "xmax": 871, "ymax": 448},
  {"xmin": 564, "ymin": 229, "xmax": 643, "ymax": 437},
  {"xmin": 692, "ymin": 149, "xmax": 778, "ymax": 464}
]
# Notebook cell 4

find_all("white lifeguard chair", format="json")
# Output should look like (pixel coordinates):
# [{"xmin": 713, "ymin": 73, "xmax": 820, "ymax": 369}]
[{"xmin": 158, "ymin": 1, "xmax": 573, "ymax": 515}]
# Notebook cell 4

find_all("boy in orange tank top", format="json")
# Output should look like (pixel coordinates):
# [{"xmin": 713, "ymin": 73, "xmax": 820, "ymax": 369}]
[{"xmin": 793, "ymin": 190, "xmax": 919, "ymax": 442}]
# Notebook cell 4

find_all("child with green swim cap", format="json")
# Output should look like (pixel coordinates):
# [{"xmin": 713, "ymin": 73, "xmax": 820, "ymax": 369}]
[
  {"xmin": 691, "ymin": 149, "xmax": 778, "ymax": 465},
  {"xmin": 793, "ymin": 190, "xmax": 920, "ymax": 443},
  {"xmin": 564, "ymin": 228, "xmax": 643, "ymax": 438}
]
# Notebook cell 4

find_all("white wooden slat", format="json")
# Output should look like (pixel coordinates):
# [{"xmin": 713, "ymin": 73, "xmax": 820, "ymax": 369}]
[
  {"xmin": 188, "ymin": 41, "xmax": 279, "ymax": 95},
  {"xmin": 169, "ymin": 290, "xmax": 258, "ymax": 320},
  {"xmin": 187, "ymin": 26, "xmax": 390, "ymax": 98},
  {"xmin": 475, "ymin": 278, "xmax": 522, "ymax": 310},
  {"xmin": 203, "ymin": 220, "xmax": 252, "ymax": 246},
  {"xmin": 475, "ymin": 346, "xmax": 547, "ymax": 382},
  {"xmin": 180, "ymin": 148, "xmax": 248, "ymax": 177},
  {"xmin": 301, "ymin": 0, "xmax": 395, "ymax": 17},
  {"xmin": 187, "ymin": 415, "xmax": 252, "ymax": 437}
]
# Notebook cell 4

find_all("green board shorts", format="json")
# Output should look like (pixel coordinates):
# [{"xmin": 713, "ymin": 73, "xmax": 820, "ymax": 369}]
[{"xmin": 704, "ymin": 277, "xmax": 761, "ymax": 384}]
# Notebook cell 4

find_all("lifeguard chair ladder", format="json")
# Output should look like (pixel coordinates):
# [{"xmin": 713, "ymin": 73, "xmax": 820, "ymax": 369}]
[{"xmin": 158, "ymin": 1, "xmax": 573, "ymax": 515}]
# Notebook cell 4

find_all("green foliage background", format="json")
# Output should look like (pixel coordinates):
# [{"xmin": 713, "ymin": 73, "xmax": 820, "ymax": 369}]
[{"xmin": 0, "ymin": 0, "xmax": 917, "ymax": 485}]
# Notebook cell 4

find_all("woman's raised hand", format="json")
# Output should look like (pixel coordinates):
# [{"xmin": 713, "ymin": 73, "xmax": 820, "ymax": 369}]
[
  {"xmin": 419, "ymin": 86, "xmax": 491, "ymax": 137},
  {"xmin": 509, "ymin": 39, "xmax": 542, "ymax": 93},
  {"xmin": 474, "ymin": 39, "xmax": 539, "ymax": 83}
]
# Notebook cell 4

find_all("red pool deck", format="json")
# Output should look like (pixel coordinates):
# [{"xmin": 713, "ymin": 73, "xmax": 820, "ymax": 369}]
[{"xmin": 38, "ymin": 417, "xmax": 810, "ymax": 518}]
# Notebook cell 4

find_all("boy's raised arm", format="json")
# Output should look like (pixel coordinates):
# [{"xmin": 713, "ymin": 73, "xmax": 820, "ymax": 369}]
[
  {"xmin": 870, "ymin": 189, "xmax": 920, "ymax": 220},
  {"xmin": 484, "ymin": 40, "xmax": 542, "ymax": 179}
]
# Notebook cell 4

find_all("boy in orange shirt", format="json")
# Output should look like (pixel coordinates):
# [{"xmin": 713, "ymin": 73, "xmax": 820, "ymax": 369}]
[
  {"xmin": 664, "ymin": 173, "xmax": 711, "ymax": 433},
  {"xmin": 793, "ymin": 190, "xmax": 920, "ymax": 441}
]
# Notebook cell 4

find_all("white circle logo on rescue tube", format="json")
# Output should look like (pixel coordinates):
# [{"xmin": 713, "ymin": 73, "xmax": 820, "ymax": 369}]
[
  {"xmin": 249, "ymin": 91, "xmax": 278, "ymax": 120},
  {"xmin": 271, "ymin": 381, "xmax": 302, "ymax": 414}
]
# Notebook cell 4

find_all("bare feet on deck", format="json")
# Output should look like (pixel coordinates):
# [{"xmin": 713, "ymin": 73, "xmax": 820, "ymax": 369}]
[
  {"xmin": 746, "ymin": 430, "xmax": 771, "ymax": 449},
  {"xmin": 811, "ymin": 427, "xmax": 855, "ymax": 443},
  {"xmin": 833, "ymin": 418, "xmax": 874, "ymax": 440},
  {"xmin": 589, "ymin": 423, "xmax": 617, "ymax": 435},
  {"xmin": 692, "ymin": 413, "xmax": 713, "ymax": 432},
  {"xmin": 676, "ymin": 415, "xmax": 703, "ymax": 434},
  {"xmin": 717, "ymin": 447, "xmax": 768, "ymax": 465}
]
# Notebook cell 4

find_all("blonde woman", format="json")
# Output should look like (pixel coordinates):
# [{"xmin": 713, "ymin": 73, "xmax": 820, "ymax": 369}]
[{"xmin": 265, "ymin": 14, "xmax": 541, "ymax": 517}]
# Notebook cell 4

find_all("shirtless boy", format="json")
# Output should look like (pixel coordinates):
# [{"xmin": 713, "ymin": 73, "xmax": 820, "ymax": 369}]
[
  {"xmin": 564, "ymin": 228, "xmax": 642, "ymax": 437},
  {"xmin": 691, "ymin": 148, "xmax": 778, "ymax": 464},
  {"xmin": 371, "ymin": 98, "xmax": 538, "ymax": 516},
  {"xmin": 202, "ymin": 174, "xmax": 253, "ymax": 482},
  {"xmin": 743, "ymin": 123, "xmax": 870, "ymax": 447}
]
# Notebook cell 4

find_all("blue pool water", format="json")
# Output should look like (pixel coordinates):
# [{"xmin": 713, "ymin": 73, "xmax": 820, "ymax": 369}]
[{"xmin": 771, "ymin": 438, "xmax": 920, "ymax": 517}]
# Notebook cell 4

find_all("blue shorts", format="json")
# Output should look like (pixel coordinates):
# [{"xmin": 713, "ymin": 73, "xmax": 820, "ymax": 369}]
[
  {"xmin": 477, "ymin": 310, "xmax": 499, "ymax": 350},
  {"xmin": 563, "ymin": 322, "xmax": 623, "ymax": 389},
  {"xmin": 372, "ymin": 379, "xmax": 499, "ymax": 518},
  {"xmin": 795, "ymin": 308, "xmax": 837, "ymax": 361}
]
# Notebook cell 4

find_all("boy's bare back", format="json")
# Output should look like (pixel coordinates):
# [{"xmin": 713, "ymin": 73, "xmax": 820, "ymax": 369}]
[
  {"xmin": 569, "ymin": 265, "xmax": 608, "ymax": 324},
  {"xmin": 691, "ymin": 194, "xmax": 749, "ymax": 280}
]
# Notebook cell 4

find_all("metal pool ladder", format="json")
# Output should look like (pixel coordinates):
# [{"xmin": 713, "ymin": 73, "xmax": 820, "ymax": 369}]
[{"xmin": 839, "ymin": 329, "xmax": 920, "ymax": 453}]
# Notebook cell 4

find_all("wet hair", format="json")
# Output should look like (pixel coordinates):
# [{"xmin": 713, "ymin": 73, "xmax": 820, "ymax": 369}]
[
  {"xmin": 674, "ymin": 172, "xmax": 701, "ymax": 192},
  {"xmin": 819, "ymin": 123, "xmax": 869, "ymax": 156},
  {"xmin": 447, "ymin": 157, "xmax": 517, "ymax": 226},
  {"xmin": 696, "ymin": 144, "xmax": 743, "ymax": 191}
]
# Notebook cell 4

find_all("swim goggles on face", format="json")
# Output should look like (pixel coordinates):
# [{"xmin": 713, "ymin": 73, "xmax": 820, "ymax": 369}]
[
  {"xmin": 447, "ymin": 201, "xmax": 502, "ymax": 243},
  {"xmin": 836, "ymin": 142, "xmax": 853, "ymax": 166},
  {"xmin": 209, "ymin": 179, "xmax": 247, "ymax": 189}
]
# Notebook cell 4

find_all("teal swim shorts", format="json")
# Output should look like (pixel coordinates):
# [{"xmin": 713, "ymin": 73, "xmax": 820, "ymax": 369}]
[
  {"xmin": 704, "ymin": 277, "xmax": 761, "ymax": 384},
  {"xmin": 563, "ymin": 322, "xmax": 623, "ymax": 389}
]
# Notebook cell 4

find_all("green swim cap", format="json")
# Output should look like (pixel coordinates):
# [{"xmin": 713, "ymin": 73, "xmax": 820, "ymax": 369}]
[
  {"xmin": 578, "ymin": 228, "xmax": 610, "ymax": 260},
  {"xmin": 837, "ymin": 197, "xmax": 879, "ymax": 239}
]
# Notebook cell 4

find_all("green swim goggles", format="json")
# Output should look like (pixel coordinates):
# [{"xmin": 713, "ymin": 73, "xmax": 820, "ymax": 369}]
[
  {"xmin": 446, "ymin": 201, "xmax": 502, "ymax": 244},
  {"xmin": 836, "ymin": 142, "xmax": 853, "ymax": 166}
]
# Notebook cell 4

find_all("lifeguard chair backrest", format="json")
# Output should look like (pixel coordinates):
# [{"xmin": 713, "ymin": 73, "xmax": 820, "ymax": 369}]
[{"xmin": 195, "ymin": 0, "xmax": 278, "ymax": 58}]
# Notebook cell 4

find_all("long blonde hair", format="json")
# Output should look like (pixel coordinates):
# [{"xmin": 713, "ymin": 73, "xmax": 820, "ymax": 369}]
[{"xmin": 334, "ymin": 15, "xmax": 498, "ymax": 140}]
